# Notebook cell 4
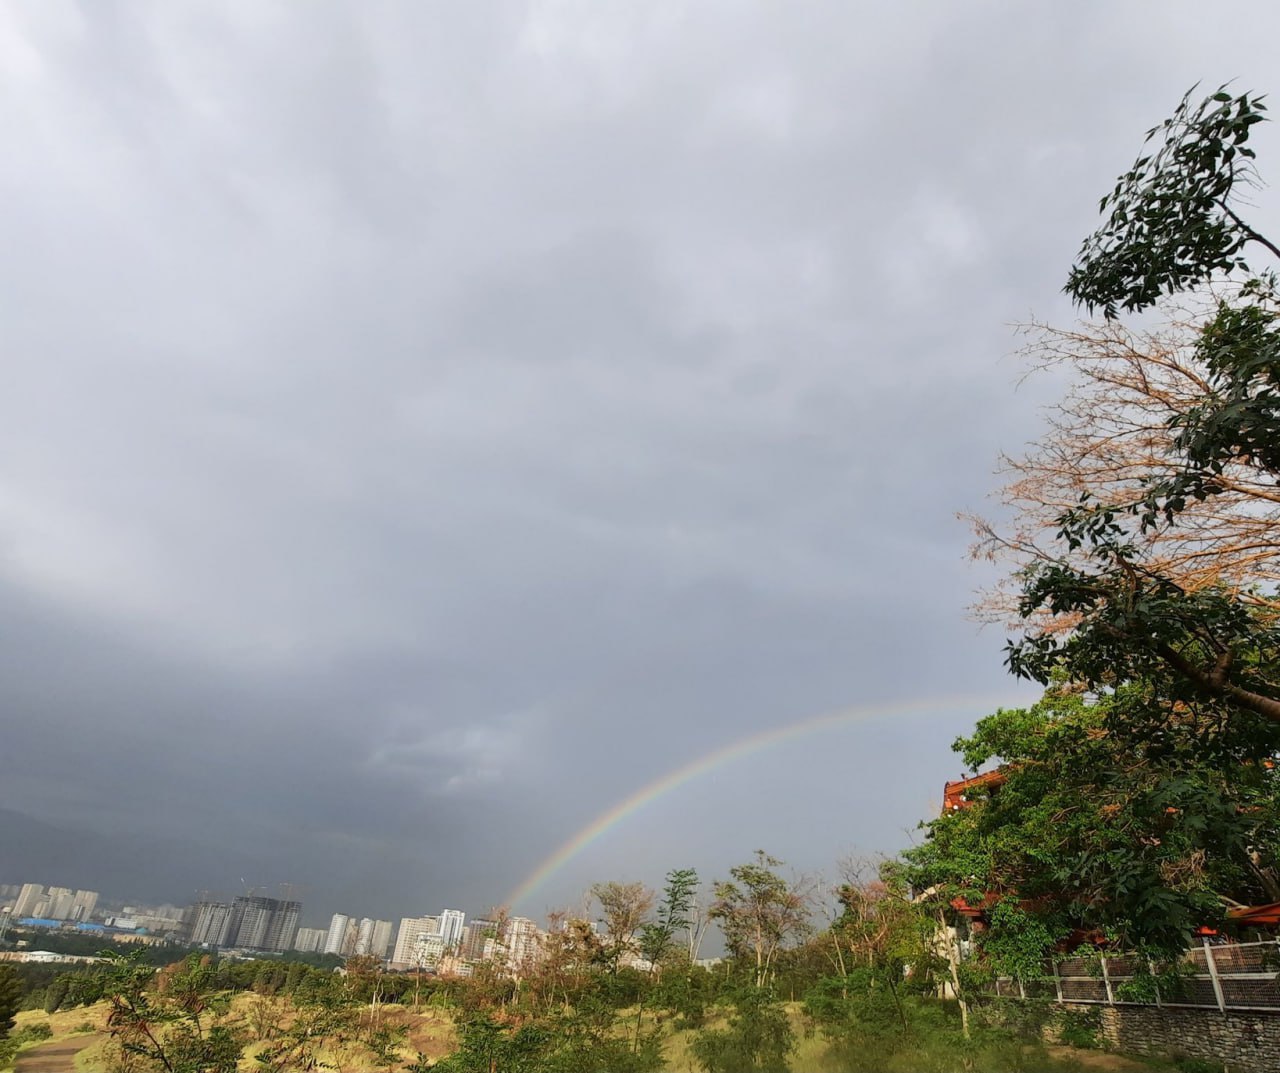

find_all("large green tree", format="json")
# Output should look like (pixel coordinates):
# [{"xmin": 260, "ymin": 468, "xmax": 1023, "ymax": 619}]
[
  {"xmin": 1008, "ymin": 85, "xmax": 1280, "ymax": 728},
  {"xmin": 904, "ymin": 682, "xmax": 1280, "ymax": 962},
  {"xmin": 711, "ymin": 852, "xmax": 812, "ymax": 989},
  {"xmin": 0, "ymin": 964, "xmax": 19, "ymax": 1040}
]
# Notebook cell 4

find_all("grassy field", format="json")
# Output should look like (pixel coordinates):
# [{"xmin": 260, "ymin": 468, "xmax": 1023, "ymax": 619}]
[
  {"xmin": 2, "ymin": 1005, "xmax": 106, "ymax": 1072},
  {"xmin": 653, "ymin": 1003, "xmax": 1183, "ymax": 1073},
  {"xmin": 657, "ymin": 1004, "xmax": 827, "ymax": 1072},
  {"xmin": 4, "ymin": 997, "xmax": 1197, "ymax": 1073},
  {"xmin": 229, "ymin": 997, "xmax": 459, "ymax": 1072}
]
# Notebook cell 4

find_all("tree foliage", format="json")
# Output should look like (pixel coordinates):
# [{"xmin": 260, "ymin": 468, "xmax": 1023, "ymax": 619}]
[
  {"xmin": 903, "ymin": 682, "xmax": 1280, "ymax": 961},
  {"xmin": 710, "ymin": 852, "xmax": 812, "ymax": 989},
  {"xmin": 971, "ymin": 312, "xmax": 1280, "ymax": 622},
  {"xmin": 100, "ymin": 952, "xmax": 242, "ymax": 1073},
  {"xmin": 590, "ymin": 881, "xmax": 655, "ymax": 973},
  {"xmin": 689, "ymin": 989, "xmax": 794, "ymax": 1073},
  {"xmin": 638, "ymin": 868, "xmax": 700, "ymax": 972},
  {"xmin": 251, "ymin": 973, "xmax": 365, "ymax": 1073},
  {"xmin": 1066, "ymin": 85, "xmax": 1274, "ymax": 318},
  {"xmin": 1000, "ymin": 84, "xmax": 1280, "ymax": 733},
  {"xmin": 0, "ymin": 964, "xmax": 20, "ymax": 1040}
]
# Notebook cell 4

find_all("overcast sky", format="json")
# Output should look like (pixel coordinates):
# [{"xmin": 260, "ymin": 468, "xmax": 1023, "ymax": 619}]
[{"xmin": 3, "ymin": 2, "xmax": 1280, "ymax": 927}]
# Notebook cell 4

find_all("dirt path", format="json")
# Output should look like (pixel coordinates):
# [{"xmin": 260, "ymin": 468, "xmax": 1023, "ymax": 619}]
[
  {"xmin": 1045, "ymin": 1044, "xmax": 1164, "ymax": 1070},
  {"xmin": 13, "ymin": 1034, "xmax": 105, "ymax": 1073}
]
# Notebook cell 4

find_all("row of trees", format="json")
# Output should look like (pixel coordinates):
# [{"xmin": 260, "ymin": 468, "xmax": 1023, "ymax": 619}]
[
  {"xmin": 9, "ymin": 843, "xmax": 1194, "ymax": 1071},
  {"xmin": 584, "ymin": 860, "xmax": 808, "ymax": 991},
  {"xmin": 0, "ymin": 964, "xmax": 19, "ymax": 1043},
  {"xmin": 7, "ymin": 852, "xmax": 1004, "ymax": 1072}
]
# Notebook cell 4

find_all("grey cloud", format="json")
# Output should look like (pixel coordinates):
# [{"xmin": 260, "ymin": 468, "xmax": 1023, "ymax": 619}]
[{"xmin": 2, "ymin": 1, "xmax": 1279, "ymax": 919}]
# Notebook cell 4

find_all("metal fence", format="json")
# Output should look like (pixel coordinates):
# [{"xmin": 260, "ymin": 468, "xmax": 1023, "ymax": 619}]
[{"xmin": 994, "ymin": 939, "xmax": 1280, "ymax": 1014}]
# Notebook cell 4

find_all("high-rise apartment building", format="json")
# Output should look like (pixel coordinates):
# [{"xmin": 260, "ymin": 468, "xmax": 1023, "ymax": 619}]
[
  {"xmin": 190, "ymin": 896, "xmax": 299, "ymax": 952},
  {"xmin": 437, "ymin": 909, "xmax": 465, "ymax": 951},
  {"xmin": 229, "ymin": 896, "xmax": 300, "ymax": 952},
  {"xmin": 228, "ymin": 897, "xmax": 274, "ymax": 950},
  {"xmin": 292, "ymin": 927, "xmax": 327, "ymax": 953},
  {"xmin": 369, "ymin": 918, "xmax": 393, "ymax": 960},
  {"xmin": 324, "ymin": 913, "xmax": 356, "ymax": 956},
  {"xmin": 391, "ymin": 916, "xmax": 439, "ymax": 967},
  {"xmin": 503, "ymin": 917, "xmax": 541, "ymax": 970},
  {"xmin": 44, "ymin": 888, "xmax": 75, "ymax": 920},
  {"xmin": 190, "ymin": 902, "xmax": 235, "ymax": 947},
  {"xmin": 355, "ymin": 917, "xmax": 391, "ymax": 956},
  {"xmin": 417, "ymin": 933, "xmax": 446, "ymax": 966},
  {"xmin": 10, "ymin": 884, "xmax": 99, "ymax": 922},
  {"xmin": 267, "ymin": 903, "xmax": 300, "ymax": 951},
  {"xmin": 70, "ymin": 890, "xmax": 99, "ymax": 922},
  {"xmin": 12, "ymin": 884, "xmax": 45, "ymax": 918},
  {"xmin": 461, "ymin": 919, "xmax": 496, "ymax": 961}
]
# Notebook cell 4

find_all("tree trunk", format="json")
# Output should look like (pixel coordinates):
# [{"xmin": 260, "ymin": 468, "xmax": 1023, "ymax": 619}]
[{"xmin": 938, "ymin": 909, "xmax": 970, "ymax": 1040}]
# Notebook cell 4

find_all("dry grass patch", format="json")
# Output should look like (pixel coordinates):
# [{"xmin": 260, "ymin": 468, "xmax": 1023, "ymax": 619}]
[{"xmin": 11, "ymin": 1004, "xmax": 108, "ymax": 1038}]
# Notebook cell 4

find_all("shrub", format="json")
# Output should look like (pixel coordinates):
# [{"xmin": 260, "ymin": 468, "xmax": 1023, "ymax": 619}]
[
  {"xmin": 12, "ymin": 1021, "xmax": 54, "ymax": 1044},
  {"xmin": 690, "ymin": 989, "xmax": 793, "ymax": 1073},
  {"xmin": 1052, "ymin": 1006, "xmax": 1102, "ymax": 1049}
]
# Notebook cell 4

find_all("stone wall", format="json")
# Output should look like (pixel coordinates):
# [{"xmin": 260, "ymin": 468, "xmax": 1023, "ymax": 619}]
[{"xmin": 1050, "ymin": 1002, "xmax": 1280, "ymax": 1073}]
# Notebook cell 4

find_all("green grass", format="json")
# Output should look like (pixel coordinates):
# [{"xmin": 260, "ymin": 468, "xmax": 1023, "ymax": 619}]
[
  {"xmin": 650, "ymin": 999, "xmax": 1194, "ymax": 1073},
  {"xmin": 4, "ymin": 994, "xmax": 1200, "ymax": 1073},
  {"xmin": 2, "ymin": 1006, "xmax": 107, "ymax": 1073},
  {"xmin": 73, "ymin": 1037, "xmax": 110, "ymax": 1073}
]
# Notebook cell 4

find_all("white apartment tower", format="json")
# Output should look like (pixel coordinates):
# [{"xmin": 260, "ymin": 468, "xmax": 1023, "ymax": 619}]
[
  {"xmin": 292, "ymin": 927, "xmax": 327, "ymax": 953},
  {"xmin": 354, "ymin": 917, "xmax": 392, "ymax": 958},
  {"xmin": 437, "ymin": 909, "xmax": 465, "ymax": 951},
  {"xmin": 369, "ymin": 918, "xmax": 393, "ymax": 960},
  {"xmin": 392, "ymin": 916, "xmax": 439, "ymax": 967},
  {"xmin": 355, "ymin": 917, "xmax": 376, "ymax": 955},
  {"xmin": 323, "ymin": 913, "xmax": 355, "ymax": 956},
  {"xmin": 44, "ymin": 887, "xmax": 75, "ymax": 920},
  {"xmin": 12, "ymin": 884, "xmax": 44, "ymax": 918},
  {"xmin": 70, "ymin": 890, "xmax": 99, "ymax": 922},
  {"xmin": 503, "ymin": 916, "xmax": 541, "ymax": 971},
  {"xmin": 190, "ymin": 902, "xmax": 235, "ymax": 947}
]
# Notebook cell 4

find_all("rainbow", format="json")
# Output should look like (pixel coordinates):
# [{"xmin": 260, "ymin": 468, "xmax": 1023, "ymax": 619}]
[{"xmin": 504, "ymin": 692, "xmax": 1021, "ymax": 912}]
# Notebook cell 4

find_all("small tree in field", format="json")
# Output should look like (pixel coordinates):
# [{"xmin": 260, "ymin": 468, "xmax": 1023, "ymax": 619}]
[
  {"xmin": 638, "ymin": 868, "xmax": 701, "ymax": 975},
  {"xmin": 711, "ymin": 852, "xmax": 812, "ymax": 989},
  {"xmin": 690, "ymin": 988, "xmax": 794, "ymax": 1073},
  {"xmin": 591, "ymin": 881, "xmax": 655, "ymax": 973},
  {"xmin": 100, "ymin": 952, "xmax": 242, "ymax": 1073}
]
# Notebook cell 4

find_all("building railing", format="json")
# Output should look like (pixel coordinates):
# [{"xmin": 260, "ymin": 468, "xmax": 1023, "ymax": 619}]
[{"xmin": 994, "ymin": 939, "xmax": 1280, "ymax": 1015}]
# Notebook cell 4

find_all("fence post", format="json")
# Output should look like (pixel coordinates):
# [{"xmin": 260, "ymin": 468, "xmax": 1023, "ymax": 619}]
[
  {"xmin": 1148, "ymin": 958, "xmax": 1161, "ymax": 1008},
  {"xmin": 1203, "ymin": 939, "xmax": 1226, "ymax": 1014},
  {"xmin": 1052, "ymin": 959, "xmax": 1063, "ymax": 1003},
  {"xmin": 1100, "ymin": 956, "xmax": 1114, "ymax": 1005},
  {"xmin": 1018, "ymin": 976, "xmax": 1026, "ymax": 1000}
]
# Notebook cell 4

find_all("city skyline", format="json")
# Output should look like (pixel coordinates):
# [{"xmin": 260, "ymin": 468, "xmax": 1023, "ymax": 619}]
[
  {"xmin": 0, "ymin": 874, "xmax": 564, "ymax": 974},
  {"xmin": 4, "ymin": 876, "xmax": 510, "ymax": 957}
]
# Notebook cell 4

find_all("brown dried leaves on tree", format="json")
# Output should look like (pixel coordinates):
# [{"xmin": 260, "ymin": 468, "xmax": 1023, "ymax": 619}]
[{"xmin": 969, "ymin": 299, "xmax": 1280, "ymax": 632}]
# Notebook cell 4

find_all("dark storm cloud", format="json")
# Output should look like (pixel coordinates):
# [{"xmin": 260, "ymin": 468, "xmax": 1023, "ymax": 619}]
[{"xmin": 2, "ymin": 1, "xmax": 1280, "ymax": 920}]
